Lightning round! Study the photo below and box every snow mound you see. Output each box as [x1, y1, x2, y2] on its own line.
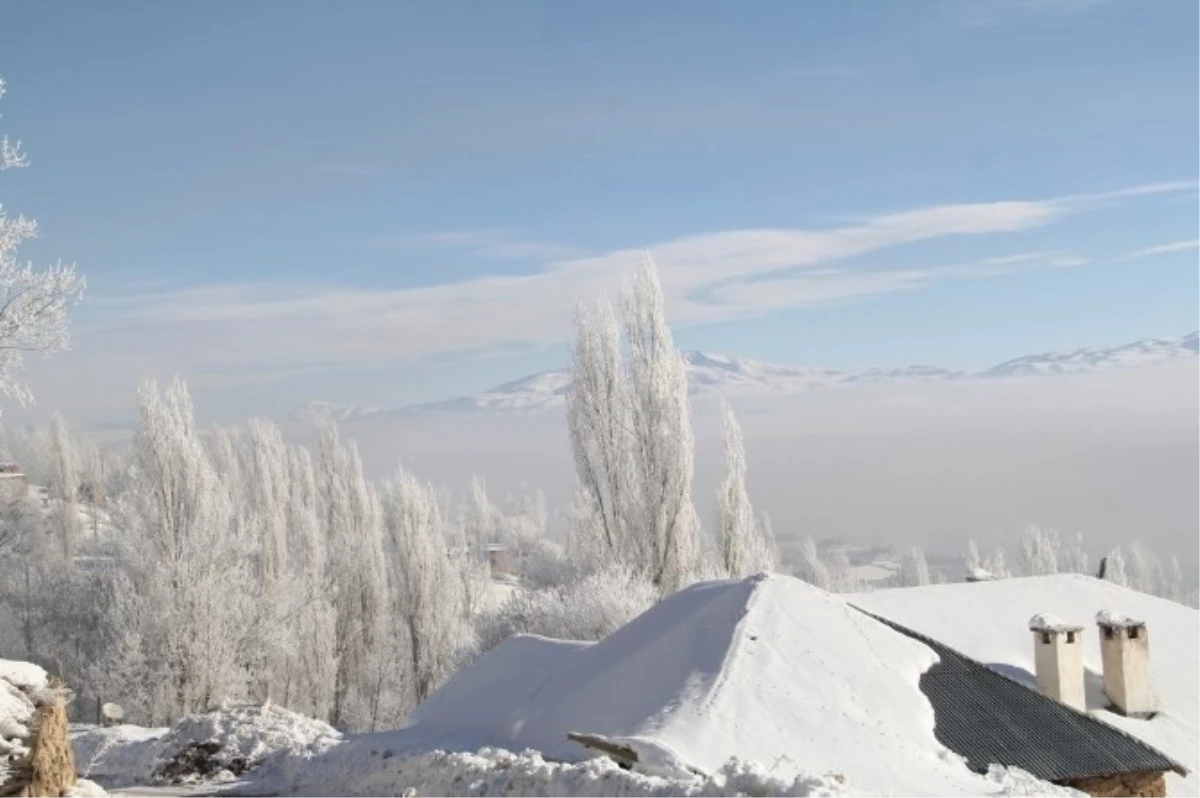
[71, 724, 168, 786]
[256, 573, 1070, 796]
[151, 704, 340, 784]
[72, 704, 341, 788]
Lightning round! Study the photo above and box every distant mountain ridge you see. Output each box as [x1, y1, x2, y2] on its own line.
[290, 331, 1199, 422]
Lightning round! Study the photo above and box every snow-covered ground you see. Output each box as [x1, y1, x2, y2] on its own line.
[853, 574, 1199, 796]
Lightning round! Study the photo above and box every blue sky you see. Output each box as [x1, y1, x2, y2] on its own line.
[1, 0, 1196, 425]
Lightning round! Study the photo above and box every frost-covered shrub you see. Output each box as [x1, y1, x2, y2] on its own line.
[477, 565, 657, 652]
[510, 535, 571, 591]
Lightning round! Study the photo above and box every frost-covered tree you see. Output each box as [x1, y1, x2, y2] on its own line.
[826, 545, 854, 593]
[282, 444, 336, 719]
[0, 78, 86, 408]
[379, 467, 471, 703]
[237, 419, 296, 703]
[622, 259, 704, 593]
[316, 421, 386, 728]
[461, 475, 498, 551]
[1016, 525, 1060, 577]
[716, 401, 776, 578]
[244, 419, 291, 586]
[965, 539, 981, 572]
[900, 546, 931, 587]
[795, 535, 831, 590]
[48, 411, 81, 559]
[566, 258, 707, 594]
[566, 297, 631, 567]
[1102, 546, 1129, 587]
[476, 563, 657, 653]
[1164, 557, 1185, 604]
[983, 546, 1011, 579]
[110, 379, 256, 723]
[1060, 532, 1089, 575]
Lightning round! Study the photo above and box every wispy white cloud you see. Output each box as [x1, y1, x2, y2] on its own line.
[87, 181, 1183, 342]
[1111, 239, 1200, 262]
[28, 179, 1189, 419]
[712, 249, 1088, 309]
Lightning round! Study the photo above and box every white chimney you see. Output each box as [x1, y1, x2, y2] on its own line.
[1096, 610, 1155, 717]
[1028, 614, 1086, 711]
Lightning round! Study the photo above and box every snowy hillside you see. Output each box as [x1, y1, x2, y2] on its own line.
[853, 574, 1199, 796]
[291, 332, 1198, 419]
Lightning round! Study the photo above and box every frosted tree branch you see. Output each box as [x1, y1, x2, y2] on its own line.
[0, 78, 85, 408]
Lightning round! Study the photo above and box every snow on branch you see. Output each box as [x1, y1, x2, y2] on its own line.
[0, 78, 85, 407]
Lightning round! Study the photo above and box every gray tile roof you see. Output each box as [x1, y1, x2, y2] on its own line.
[854, 607, 1188, 782]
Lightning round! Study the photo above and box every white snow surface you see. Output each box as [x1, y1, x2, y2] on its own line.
[1027, 614, 1079, 632]
[72, 724, 170, 786]
[67, 777, 109, 797]
[71, 705, 341, 788]
[253, 739, 1080, 796]
[253, 574, 1061, 796]
[853, 574, 1198, 795]
[1094, 609, 1141, 628]
[0, 659, 48, 691]
[2, 660, 51, 790]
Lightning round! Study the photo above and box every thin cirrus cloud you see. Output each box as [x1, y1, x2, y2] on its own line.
[711, 250, 1087, 310]
[1111, 239, 1200, 262]
[80, 180, 1193, 381]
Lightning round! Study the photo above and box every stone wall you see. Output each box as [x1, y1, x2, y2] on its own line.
[1063, 770, 1167, 798]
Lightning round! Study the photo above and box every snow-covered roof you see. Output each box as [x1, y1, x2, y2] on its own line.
[359, 574, 1169, 795]
[854, 574, 1199, 796]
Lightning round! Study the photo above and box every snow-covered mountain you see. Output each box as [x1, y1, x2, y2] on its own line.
[982, 331, 1199, 378]
[292, 332, 1198, 420]
[402, 351, 960, 415]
